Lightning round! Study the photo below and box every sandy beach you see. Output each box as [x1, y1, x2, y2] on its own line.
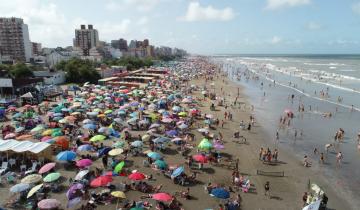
[0, 58, 352, 210]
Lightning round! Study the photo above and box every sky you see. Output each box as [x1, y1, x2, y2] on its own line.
[1, 0, 360, 54]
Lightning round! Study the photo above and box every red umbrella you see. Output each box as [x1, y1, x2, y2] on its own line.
[39, 162, 56, 174]
[192, 154, 208, 163]
[76, 159, 93, 168]
[38, 199, 61, 209]
[128, 172, 146, 181]
[152, 193, 173, 202]
[90, 176, 112, 187]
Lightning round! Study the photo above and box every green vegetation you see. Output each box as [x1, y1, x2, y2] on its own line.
[103, 57, 154, 70]
[0, 63, 34, 78]
[55, 58, 100, 84]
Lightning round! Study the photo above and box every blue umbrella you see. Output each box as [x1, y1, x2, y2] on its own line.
[131, 140, 143, 147]
[12, 113, 22, 119]
[210, 188, 230, 199]
[172, 106, 181, 112]
[53, 113, 63, 117]
[56, 151, 76, 161]
[147, 152, 162, 160]
[98, 147, 112, 157]
[129, 112, 138, 118]
[153, 137, 170, 144]
[166, 130, 178, 137]
[130, 101, 139, 107]
[83, 124, 96, 130]
[171, 166, 184, 178]
[77, 144, 93, 152]
[10, 183, 30, 193]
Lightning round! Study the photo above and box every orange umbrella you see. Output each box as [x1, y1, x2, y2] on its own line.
[16, 134, 33, 140]
[55, 136, 69, 149]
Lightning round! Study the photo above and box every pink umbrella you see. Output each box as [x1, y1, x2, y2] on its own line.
[4, 133, 16, 139]
[152, 193, 173, 202]
[39, 162, 56, 174]
[193, 154, 208, 163]
[38, 199, 61, 209]
[161, 118, 173, 123]
[41, 136, 52, 142]
[76, 159, 93, 168]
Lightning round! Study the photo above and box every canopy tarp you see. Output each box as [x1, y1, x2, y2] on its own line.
[0, 139, 51, 154]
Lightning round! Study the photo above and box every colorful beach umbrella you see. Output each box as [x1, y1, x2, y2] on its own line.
[171, 166, 184, 178]
[21, 174, 42, 184]
[39, 162, 56, 174]
[43, 172, 61, 182]
[90, 134, 106, 142]
[108, 148, 124, 156]
[210, 188, 230, 199]
[128, 172, 146, 181]
[56, 151, 76, 161]
[152, 193, 173, 202]
[38, 199, 61, 209]
[10, 183, 30, 193]
[90, 175, 113, 187]
[114, 161, 125, 174]
[147, 152, 162, 160]
[76, 159, 93, 168]
[27, 184, 43, 198]
[193, 154, 208, 163]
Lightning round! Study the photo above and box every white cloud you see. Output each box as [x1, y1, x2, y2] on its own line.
[270, 36, 282, 44]
[306, 21, 321, 30]
[106, 0, 161, 12]
[352, 2, 360, 14]
[97, 19, 132, 40]
[137, 16, 149, 25]
[266, 0, 311, 10]
[180, 2, 235, 22]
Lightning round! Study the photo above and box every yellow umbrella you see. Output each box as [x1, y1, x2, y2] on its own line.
[111, 191, 126, 198]
[42, 129, 53, 136]
[108, 148, 124, 156]
[27, 184, 43, 198]
[21, 174, 42, 184]
[111, 191, 126, 209]
[142, 134, 150, 141]
[71, 112, 81, 116]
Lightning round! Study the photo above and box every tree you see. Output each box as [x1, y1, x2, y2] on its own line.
[62, 58, 100, 84]
[10, 63, 34, 78]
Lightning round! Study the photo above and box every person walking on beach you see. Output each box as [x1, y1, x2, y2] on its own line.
[259, 148, 264, 160]
[264, 181, 270, 198]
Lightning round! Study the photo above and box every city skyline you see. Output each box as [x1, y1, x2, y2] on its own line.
[0, 0, 360, 54]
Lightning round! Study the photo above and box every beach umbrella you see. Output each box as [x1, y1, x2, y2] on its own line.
[31, 125, 44, 133]
[83, 123, 97, 130]
[10, 183, 30, 193]
[56, 151, 76, 161]
[114, 161, 125, 174]
[104, 110, 113, 114]
[154, 160, 167, 170]
[149, 123, 160, 129]
[76, 159, 93, 168]
[198, 139, 212, 150]
[172, 106, 181, 112]
[16, 134, 32, 140]
[214, 143, 225, 150]
[98, 147, 112, 156]
[130, 208, 144, 210]
[171, 137, 184, 143]
[171, 166, 184, 178]
[178, 123, 188, 130]
[113, 141, 125, 148]
[108, 148, 124, 156]
[152, 193, 173, 202]
[166, 130, 178, 137]
[178, 112, 187, 117]
[66, 183, 84, 200]
[21, 174, 42, 184]
[55, 136, 69, 149]
[43, 172, 61, 182]
[131, 140, 143, 147]
[161, 118, 173, 123]
[15, 127, 25, 133]
[38, 199, 61, 209]
[153, 136, 170, 144]
[210, 188, 230, 199]
[27, 184, 43, 198]
[141, 134, 151, 141]
[127, 117, 138, 124]
[111, 191, 126, 198]
[82, 119, 92, 124]
[90, 135, 106, 142]
[147, 152, 162, 160]
[41, 136, 52, 142]
[193, 154, 208, 163]
[39, 162, 56, 174]
[4, 133, 16, 139]
[74, 170, 89, 181]
[58, 119, 68, 124]
[90, 175, 113, 187]
[67, 197, 82, 209]
[128, 172, 145, 181]
[77, 144, 93, 152]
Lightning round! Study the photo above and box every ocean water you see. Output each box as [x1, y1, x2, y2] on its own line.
[212, 55, 360, 208]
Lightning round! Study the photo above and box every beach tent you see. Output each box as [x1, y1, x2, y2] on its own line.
[0, 140, 52, 159]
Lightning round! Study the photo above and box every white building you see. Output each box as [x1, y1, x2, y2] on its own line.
[45, 49, 78, 67]
[33, 71, 65, 85]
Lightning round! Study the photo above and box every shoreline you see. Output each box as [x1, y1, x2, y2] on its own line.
[204, 69, 353, 209]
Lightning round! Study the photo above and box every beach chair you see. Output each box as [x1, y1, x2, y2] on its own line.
[0, 162, 8, 175]
[25, 162, 38, 175]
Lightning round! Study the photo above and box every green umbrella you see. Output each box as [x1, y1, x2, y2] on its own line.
[130, 207, 144, 210]
[198, 138, 212, 150]
[43, 172, 61, 182]
[104, 110, 113, 114]
[90, 135, 106, 142]
[154, 160, 167, 169]
[51, 131, 63, 137]
[113, 141, 125, 148]
[31, 125, 44, 133]
[114, 161, 125, 173]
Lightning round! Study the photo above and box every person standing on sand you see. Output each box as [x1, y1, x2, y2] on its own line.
[264, 181, 270, 197]
[259, 148, 264, 160]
